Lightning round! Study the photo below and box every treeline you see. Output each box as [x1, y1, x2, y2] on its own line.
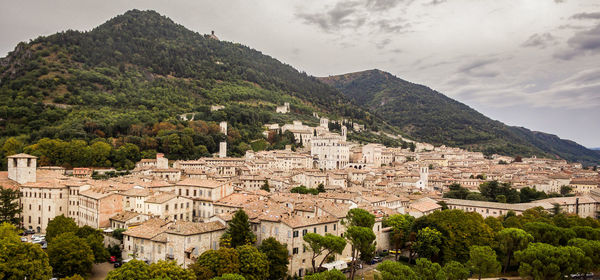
[443, 181, 573, 203]
[380, 206, 600, 279]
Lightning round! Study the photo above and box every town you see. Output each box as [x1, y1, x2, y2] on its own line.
[2, 116, 599, 278]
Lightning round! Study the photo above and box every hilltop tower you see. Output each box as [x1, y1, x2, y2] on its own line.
[419, 166, 429, 189]
[341, 126, 347, 141]
[7, 153, 37, 184]
[156, 153, 168, 169]
[219, 142, 227, 158]
[220, 121, 228, 135]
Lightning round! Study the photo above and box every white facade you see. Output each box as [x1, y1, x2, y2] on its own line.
[311, 135, 349, 170]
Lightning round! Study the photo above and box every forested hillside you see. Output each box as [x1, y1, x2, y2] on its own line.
[0, 10, 400, 170]
[320, 70, 600, 165]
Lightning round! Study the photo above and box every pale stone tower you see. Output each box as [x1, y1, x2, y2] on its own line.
[320, 117, 329, 130]
[219, 142, 227, 158]
[156, 153, 168, 169]
[341, 126, 347, 141]
[7, 153, 37, 184]
[220, 121, 227, 135]
[419, 166, 429, 189]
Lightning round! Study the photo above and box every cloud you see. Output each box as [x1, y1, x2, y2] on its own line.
[373, 19, 411, 33]
[521, 33, 556, 48]
[555, 23, 600, 60]
[376, 38, 392, 49]
[296, 1, 365, 32]
[365, 0, 409, 11]
[427, 0, 448, 5]
[457, 58, 500, 78]
[570, 12, 600, 20]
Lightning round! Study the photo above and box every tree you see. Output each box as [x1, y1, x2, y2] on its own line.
[304, 269, 346, 280]
[236, 245, 269, 280]
[522, 222, 575, 246]
[0, 222, 53, 280]
[317, 183, 326, 193]
[106, 259, 150, 280]
[212, 274, 247, 280]
[225, 210, 256, 248]
[0, 187, 21, 225]
[303, 233, 347, 272]
[63, 275, 85, 280]
[560, 185, 572, 196]
[414, 227, 442, 260]
[567, 238, 600, 276]
[76, 226, 110, 263]
[148, 260, 195, 280]
[190, 248, 240, 280]
[515, 243, 586, 280]
[413, 258, 446, 280]
[261, 180, 270, 192]
[442, 261, 469, 280]
[496, 228, 533, 273]
[345, 208, 375, 228]
[413, 210, 495, 263]
[45, 214, 78, 243]
[377, 261, 418, 280]
[258, 237, 289, 280]
[346, 226, 376, 280]
[386, 214, 414, 261]
[466, 246, 501, 280]
[47, 232, 95, 278]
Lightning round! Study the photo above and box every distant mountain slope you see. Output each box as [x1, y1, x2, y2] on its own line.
[0, 10, 400, 168]
[320, 69, 600, 165]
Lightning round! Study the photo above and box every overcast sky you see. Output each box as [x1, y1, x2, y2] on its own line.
[1, 0, 599, 148]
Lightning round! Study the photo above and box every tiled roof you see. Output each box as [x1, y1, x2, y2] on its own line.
[165, 221, 226, 235]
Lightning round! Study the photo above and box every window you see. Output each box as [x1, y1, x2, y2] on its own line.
[186, 189, 189, 196]
[293, 248, 299, 254]
[166, 205, 169, 211]
[302, 229, 307, 236]
[293, 231, 299, 237]
[325, 225, 328, 233]
[313, 227, 317, 233]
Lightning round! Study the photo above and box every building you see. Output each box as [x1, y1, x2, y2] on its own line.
[311, 134, 349, 170]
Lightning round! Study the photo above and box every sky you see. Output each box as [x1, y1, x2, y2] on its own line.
[1, 0, 599, 148]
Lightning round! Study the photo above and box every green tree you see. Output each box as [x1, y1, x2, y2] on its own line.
[63, 274, 85, 280]
[346, 226, 376, 280]
[0, 187, 22, 225]
[236, 245, 269, 280]
[148, 260, 195, 280]
[47, 232, 95, 278]
[258, 237, 289, 280]
[212, 274, 247, 280]
[413, 258, 446, 280]
[1, 138, 23, 156]
[304, 269, 346, 280]
[345, 208, 375, 228]
[522, 222, 575, 246]
[0, 222, 53, 280]
[190, 248, 240, 280]
[466, 246, 501, 280]
[386, 214, 414, 261]
[106, 259, 150, 280]
[413, 210, 495, 263]
[45, 214, 78, 243]
[567, 238, 600, 276]
[515, 243, 586, 280]
[260, 180, 270, 192]
[317, 183, 326, 193]
[225, 210, 256, 248]
[414, 227, 442, 260]
[442, 261, 469, 280]
[76, 226, 110, 263]
[377, 260, 418, 280]
[560, 185, 572, 196]
[496, 228, 533, 273]
[303, 233, 347, 272]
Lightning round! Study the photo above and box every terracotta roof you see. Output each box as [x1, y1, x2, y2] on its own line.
[177, 178, 226, 188]
[146, 192, 177, 204]
[124, 218, 171, 239]
[110, 211, 142, 222]
[165, 221, 226, 235]
[7, 153, 37, 158]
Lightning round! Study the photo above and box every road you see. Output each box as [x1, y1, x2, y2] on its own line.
[90, 262, 114, 280]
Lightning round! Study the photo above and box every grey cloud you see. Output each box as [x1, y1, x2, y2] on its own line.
[296, 1, 365, 32]
[555, 23, 600, 60]
[570, 12, 600, 20]
[373, 19, 411, 33]
[428, 0, 448, 5]
[365, 0, 409, 11]
[458, 58, 500, 78]
[522, 33, 556, 48]
[376, 38, 392, 49]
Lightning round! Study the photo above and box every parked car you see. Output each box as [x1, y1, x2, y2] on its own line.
[389, 249, 401, 255]
[114, 261, 122, 268]
[109, 256, 117, 263]
[20, 236, 28, 242]
[40, 241, 47, 249]
[24, 229, 35, 235]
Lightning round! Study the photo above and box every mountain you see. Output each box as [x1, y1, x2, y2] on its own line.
[319, 69, 600, 165]
[0, 10, 401, 169]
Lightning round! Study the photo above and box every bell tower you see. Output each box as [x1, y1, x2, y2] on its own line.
[7, 153, 37, 184]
